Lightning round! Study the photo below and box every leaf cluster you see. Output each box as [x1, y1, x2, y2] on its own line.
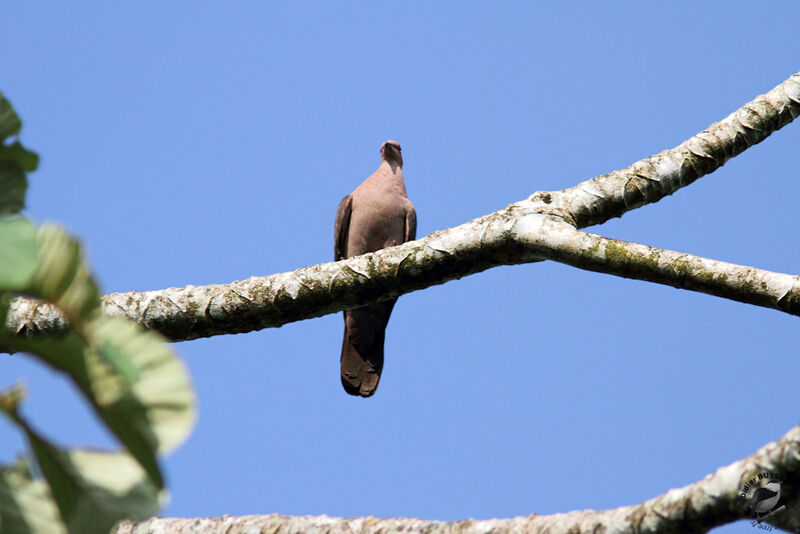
[0, 94, 196, 534]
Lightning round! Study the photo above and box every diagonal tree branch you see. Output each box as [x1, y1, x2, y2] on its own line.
[113, 423, 800, 534]
[552, 72, 800, 228]
[4, 72, 800, 347]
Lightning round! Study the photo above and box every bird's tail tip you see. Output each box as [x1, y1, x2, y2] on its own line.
[340, 374, 379, 398]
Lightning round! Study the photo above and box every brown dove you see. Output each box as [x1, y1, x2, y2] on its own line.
[334, 140, 416, 397]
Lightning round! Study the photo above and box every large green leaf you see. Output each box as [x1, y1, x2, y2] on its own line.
[11, 317, 196, 490]
[0, 386, 161, 534]
[9, 333, 161, 490]
[4, 224, 195, 489]
[87, 316, 195, 455]
[0, 217, 38, 289]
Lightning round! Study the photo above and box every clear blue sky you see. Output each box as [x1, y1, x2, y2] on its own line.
[2, 3, 799, 533]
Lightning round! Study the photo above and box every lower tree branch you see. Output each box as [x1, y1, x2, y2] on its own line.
[112, 424, 800, 533]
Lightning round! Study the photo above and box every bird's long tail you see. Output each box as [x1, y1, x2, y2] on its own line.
[340, 300, 395, 397]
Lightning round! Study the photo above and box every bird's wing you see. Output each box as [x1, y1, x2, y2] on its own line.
[405, 204, 417, 242]
[334, 194, 353, 261]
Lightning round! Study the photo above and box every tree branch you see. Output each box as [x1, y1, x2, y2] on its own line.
[529, 224, 800, 315]
[554, 72, 800, 228]
[112, 424, 800, 533]
[6, 214, 800, 346]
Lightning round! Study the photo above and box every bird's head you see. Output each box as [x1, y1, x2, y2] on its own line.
[380, 140, 403, 167]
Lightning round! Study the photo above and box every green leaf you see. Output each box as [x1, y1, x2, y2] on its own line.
[0, 93, 22, 142]
[11, 332, 161, 489]
[0, 291, 11, 327]
[0, 217, 38, 289]
[5, 224, 195, 489]
[89, 316, 196, 455]
[0, 141, 40, 172]
[29, 224, 101, 324]
[0, 399, 161, 534]
[63, 449, 162, 532]
[2, 223, 194, 500]
[0, 459, 66, 534]
[11, 316, 196, 489]
[0, 161, 28, 217]
[0, 94, 37, 217]
[0, 386, 65, 534]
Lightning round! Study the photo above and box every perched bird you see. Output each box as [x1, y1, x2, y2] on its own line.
[334, 140, 416, 397]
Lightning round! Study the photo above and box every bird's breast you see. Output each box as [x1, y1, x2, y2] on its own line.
[347, 191, 409, 256]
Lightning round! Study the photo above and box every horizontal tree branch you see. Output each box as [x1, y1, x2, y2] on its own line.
[6, 204, 546, 343]
[5, 213, 799, 346]
[113, 423, 800, 533]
